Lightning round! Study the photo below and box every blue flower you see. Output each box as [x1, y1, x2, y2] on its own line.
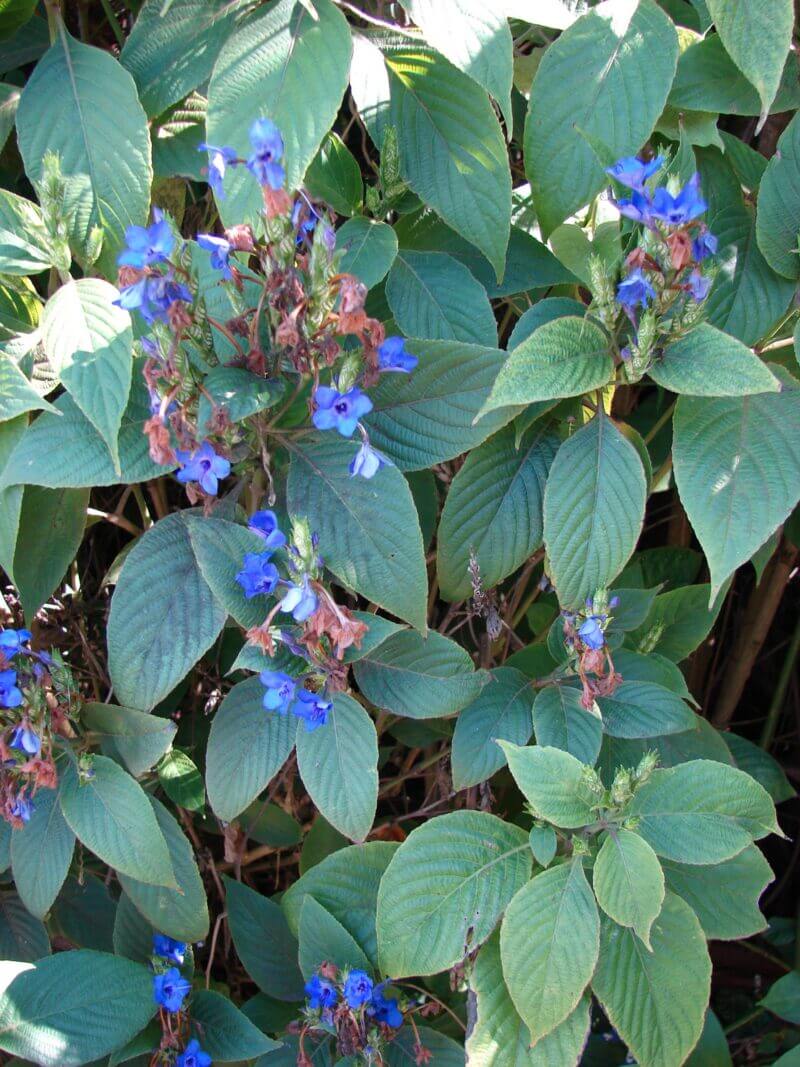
[153, 935, 186, 965]
[292, 198, 319, 242]
[606, 155, 664, 190]
[236, 553, 280, 598]
[118, 208, 174, 268]
[344, 970, 373, 1008]
[617, 268, 656, 310]
[650, 174, 707, 225]
[9, 795, 33, 823]
[177, 1039, 212, 1067]
[368, 985, 403, 1028]
[378, 336, 418, 374]
[305, 973, 338, 1010]
[260, 670, 298, 714]
[248, 510, 286, 551]
[349, 441, 389, 480]
[198, 142, 238, 200]
[687, 269, 712, 302]
[115, 275, 193, 326]
[0, 669, 22, 709]
[0, 629, 32, 658]
[9, 725, 40, 756]
[312, 386, 373, 437]
[153, 968, 192, 1013]
[292, 689, 332, 732]
[692, 230, 717, 261]
[616, 190, 655, 225]
[279, 575, 318, 622]
[175, 441, 231, 496]
[197, 234, 233, 280]
[578, 616, 605, 651]
[247, 118, 285, 190]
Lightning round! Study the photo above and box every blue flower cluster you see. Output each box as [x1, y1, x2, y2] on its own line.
[199, 117, 285, 201]
[175, 441, 231, 497]
[304, 968, 403, 1028]
[152, 935, 192, 1013]
[261, 670, 332, 732]
[114, 208, 192, 325]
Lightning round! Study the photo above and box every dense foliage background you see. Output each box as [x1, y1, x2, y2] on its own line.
[0, 0, 799, 1064]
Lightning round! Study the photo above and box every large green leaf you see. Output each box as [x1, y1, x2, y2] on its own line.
[306, 132, 363, 217]
[51, 876, 116, 954]
[60, 756, 175, 887]
[0, 416, 24, 580]
[0, 190, 51, 275]
[296, 692, 378, 843]
[10, 783, 74, 920]
[191, 990, 279, 1061]
[207, 0, 352, 224]
[225, 877, 304, 1001]
[12, 486, 88, 620]
[42, 279, 133, 471]
[353, 629, 485, 719]
[673, 372, 800, 599]
[16, 29, 151, 275]
[532, 685, 602, 766]
[649, 323, 779, 397]
[206, 676, 297, 822]
[0, 354, 56, 422]
[626, 584, 720, 662]
[724, 731, 796, 804]
[298, 896, 372, 979]
[364, 339, 514, 471]
[437, 422, 558, 601]
[500, 743, 594, 828]
[595, 681, 695, 739]
[336, 217, 397, 289]
[500, 861, 599, 1045]
[628, 759, 779, 864]
[81, 702, 176, 778]
[451, 667, 533, 791]
[760, 970, 800, 1023]
[386, 250, 496, 346]
[0, 892, 49, 963]
[377, 811, 531, 977]
[543, 415, 646, 610]
[0, 950, 155, 1067]
[525, 0, 678, 236]
[593, 829, 665, 948]
[757, 111, 800, 280]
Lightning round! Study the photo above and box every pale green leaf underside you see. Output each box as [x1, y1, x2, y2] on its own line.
[593, 829, 665, 947]
[650, 323, 779, 397]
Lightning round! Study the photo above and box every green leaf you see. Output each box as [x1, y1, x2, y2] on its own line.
[686, 1010, 733, 1067]
[10, 783, 74, 920]
[336, 218, 398, 290]
[196, 366, 285, 434]
[451, 667, 533, 791]
[16, 30, 152, 275]
[0, 892, 49, 963]
[190, 989, 280, 1061]
[0, 0, 37, 41]
[298, 896, 372, 979]
[543, 415, 647, 610]
[225, 876, 305, 1001]
[662, 844, 773, 940]
[354, 629, 485, 720]
[42, 279, 133, 471]
[0, 355, 56, 422]
[437, 422, 558, 601]
[594, 829, 665, 948]
[723, 732, 796, 804]
[479, 317, 612, 417]
[157, 750, 205, 812]
[591, 894, 711, 1067]
[532, 685, 602, 765]
[595, 681, 695, 739]
[760, 970, 800, 1023]
[386, 250, 496, 347]
[299, 816, 348, 875]
[107, 512, 226, 710]
[207, 0, 352, 225]
[705, 0, 793, 124]
[51, 876, 116, 953]
[500, 743, 594, 828]
[507, 298, 587, 351]
[342, 612, 407, 664]
[386, 1026, 465, 1067]
[118, 796, 209, 943]
[757, 112, 800, 280]
[121, 0, 240, 118]
[673, 374, 800, 599]
[628, 759, 780, 864]
[0, 190, 51, 274]
[525, 0, 678, 237]
[60, 755, 176, 887]
[377, 811, 531, 977]
[296, 692, 378, 843]
[206, 676, 297, 822]
[189, 515, 270, 629]
[626, 584, 720, 662]
[364, 339, 515, 471]
[81, 702, 176, 778]
[305, 132, 363, 216]
[0, 950, 156, 1067]
[650, 323, 780, 397]
[0, 415, 24, 580]
[500, 861, 599, 1045]
[528, 826, 557, 869]
[283, 842, 398, 968]
[12, 486, 88, 620]
[384, 47, 511, 278]
[286, 434, 427, 629]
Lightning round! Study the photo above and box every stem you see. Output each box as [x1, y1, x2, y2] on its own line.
[643, 399, 675, 445]
[759, 608, 800, 749]
[98, 0, 126, 46]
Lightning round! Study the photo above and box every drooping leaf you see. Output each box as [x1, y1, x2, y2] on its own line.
[760, 970, 800, 1023]
[10, 783, 74, 920]
[305, 132, 363, 216]
[0, 190, 52, 275]
[189, 989, 281, 1060]
[298, 896, 372, 979]
[225, 877, 305, 1002]
[723, 732, 796, 804]
[451, 667, 534, 791]
[12, 486, 88, 620]
[81, 702, 177, 778]
[593, 829, 665, 948]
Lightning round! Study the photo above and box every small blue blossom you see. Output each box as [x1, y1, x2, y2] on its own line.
[236, 553, 280, 598]
[0, 629, 32, 658]
[118, 209, 174, 268]
[344, 970, 373, 1009]
[177, 1039, 212, 1067]
[349, 441, 389, 480]
[650, 173, 707, 225]
[377, 336, 418, 374]
[115, 275, 193, 326]
[259, 670, 298, 714]
[578, 616, 605, 651]
[153, 968, 192, 1013]
[198, 142, 238, 200]
[616, 190, 654, 226]
[0, 669, 22, 709]
[368, 985, 403, 1028]
[606, 155, 664, 190]
[247, 118, 285, 190]
[292, 198, 319, 242]
[279, 575, 318, 622]
[292, 689, 332, 732]
[617, 269, 656, 310]
[10, 795, 33, 823]
[197, 234, 233, 280]
[692, 230, 717, 261]
[688, 269, 712, 302]
[9, 725, 40, 756]
[153, 935, 186, 965]
[248, 510, 286, 551]
[312, 386, 373, 437]
[175, 441, 231, 496]
[305, 973, 338, 1010]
